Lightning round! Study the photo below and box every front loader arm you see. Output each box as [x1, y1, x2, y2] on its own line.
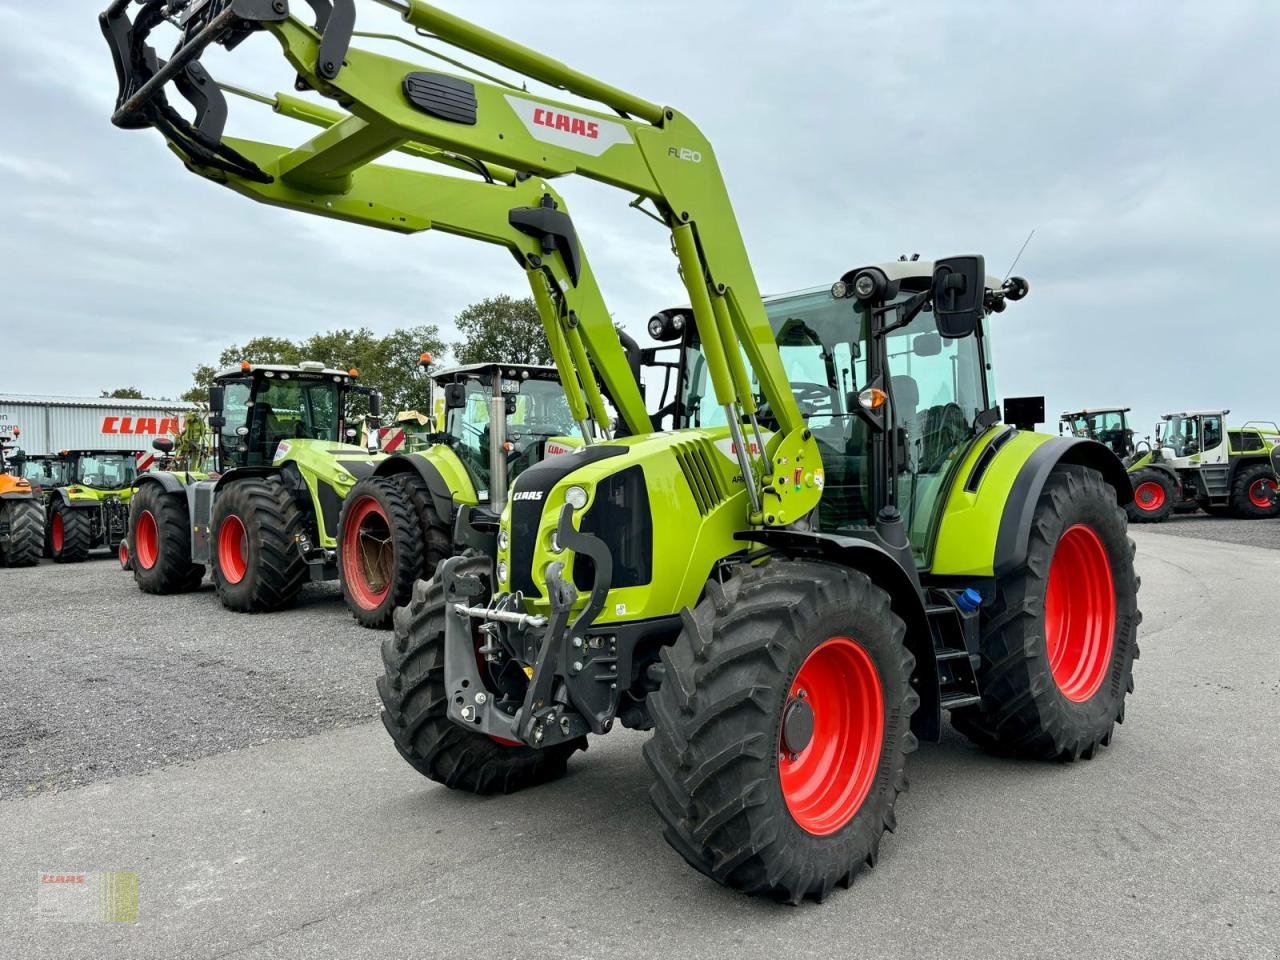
[102, 0, 822, 525]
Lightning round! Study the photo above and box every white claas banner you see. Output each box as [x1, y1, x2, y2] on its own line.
[0, 394, 200, 456]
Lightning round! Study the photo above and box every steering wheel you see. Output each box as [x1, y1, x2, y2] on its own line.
[791, 381, 835, 417]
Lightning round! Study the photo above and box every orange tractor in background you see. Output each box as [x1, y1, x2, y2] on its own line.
[0, 428, 46, 568]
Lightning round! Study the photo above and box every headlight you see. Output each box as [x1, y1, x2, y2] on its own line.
[497, 560, 508, 582]
[498, 528, 509, 551]
[564, 485, 588, 510]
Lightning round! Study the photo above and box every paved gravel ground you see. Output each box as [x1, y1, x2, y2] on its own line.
[1138, 512, 1280, 551]
[3, 530, 1279, 958]
[1, 558, 381, 800]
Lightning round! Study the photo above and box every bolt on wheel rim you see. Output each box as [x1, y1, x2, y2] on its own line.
[342, 496, 392, 609]
[1044, 523, 1116, 702]
[217, 514, 248, 585]
[135, 510, 158, 569]
[1133, 480, 1165, 511]
[779, 636, 884, 836]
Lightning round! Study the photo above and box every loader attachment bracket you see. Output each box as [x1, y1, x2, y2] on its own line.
[99, 0, 356, 181]
[509, 197, 582, 287]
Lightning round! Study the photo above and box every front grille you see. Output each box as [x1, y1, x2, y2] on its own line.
[673, 440, 725, 515]
[573, 465, 652, 591]
[509, 495, 543, 597]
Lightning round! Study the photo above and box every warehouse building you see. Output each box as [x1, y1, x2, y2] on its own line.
[0, 394, 200, 457]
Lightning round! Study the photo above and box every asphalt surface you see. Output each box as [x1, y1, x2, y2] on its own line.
[1138, 512, 1280, 551]
[3, 528, 1279, 959]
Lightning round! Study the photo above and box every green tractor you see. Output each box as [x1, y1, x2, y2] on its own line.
[1061, 407, 1279, 521]
[125, 361, 396, 615]
[104, 0, 1141, 902]
[339, 361, 582, 627]
[0, 429, 45, 568]
[37, 449, 143, 563]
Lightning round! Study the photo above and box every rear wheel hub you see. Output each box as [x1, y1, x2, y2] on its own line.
[781, 695, 815, 756]
[1044, 523, 1116, 702]
[1133, 480, 1165, 511]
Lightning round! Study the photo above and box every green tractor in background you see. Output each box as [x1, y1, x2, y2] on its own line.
[340, 360, 581, 627]
[1061, 407, 1279, 521]
[39, 449, 142, 563]
[0, 429, 45, 568]
[125, 361, 397, 616]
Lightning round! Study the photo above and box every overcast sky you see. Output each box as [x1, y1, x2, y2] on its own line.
[2, 1, 1277, 438]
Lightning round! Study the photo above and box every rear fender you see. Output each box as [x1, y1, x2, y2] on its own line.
[931, 432, 1130, 578]
[742, 529, 940, 742]
[373, 446, 477, 523]
[134, 472, 188, 495]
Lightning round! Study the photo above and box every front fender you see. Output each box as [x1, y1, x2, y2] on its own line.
[739, 529, 939, 742]
[135, 472, 191, 495]
[373, 446, 478, 523]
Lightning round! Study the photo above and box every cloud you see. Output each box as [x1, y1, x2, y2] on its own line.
[1, 0, 1277, 436]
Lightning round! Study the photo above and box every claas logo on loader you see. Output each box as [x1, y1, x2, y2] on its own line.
[532, 107, 599, 140]
[101, 416, 182, 435]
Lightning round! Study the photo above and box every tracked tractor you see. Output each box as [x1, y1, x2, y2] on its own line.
[339, 360, 583, 627]
[125, 361, 391, 614]
[0, 429, 45, 568]
[102, 0, 1142, 902]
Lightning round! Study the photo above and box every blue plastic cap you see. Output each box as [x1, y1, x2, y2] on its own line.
[957, 587, 983, 613]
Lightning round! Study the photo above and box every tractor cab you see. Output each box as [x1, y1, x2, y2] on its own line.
[433, 363, 578, 507]
[60, 450, 141, 491]
[668, 257, 1029, 559]
[1158, 410, 1228, 467]
[14, 453, 72, 495]
[1060, 407, 1136, 462]
[208, 362, 379, 471]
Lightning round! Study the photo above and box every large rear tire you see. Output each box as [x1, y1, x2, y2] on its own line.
[129, 483, 204, 593]
[337, 476, 425, 629]
[49, 501, 92, 563]
[0, 499, 45, 567]
[952, 465, 1140, 760]
[210, 477, 306, 613]
[1125, 468, 1175, 523]
[644, 560, 918, 903]
[377, 559, 584, 794]
[1231, 462, 1280, 519]
[394, 472, 452, 579]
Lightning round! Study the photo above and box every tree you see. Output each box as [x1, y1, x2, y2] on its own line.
[101, 387, 144, 399]
[452, 295, 552, 367]
[182, 325, 446, 414]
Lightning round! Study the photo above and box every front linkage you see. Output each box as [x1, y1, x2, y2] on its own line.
[437, 506, 660, 749]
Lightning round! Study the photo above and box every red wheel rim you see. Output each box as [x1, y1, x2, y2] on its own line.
[341, 496, 392, 610]
[1044, 524, 1116, 702]
[51, 512, 64, 553]
[1133, 480, 1165, 512]
[779, 637, 884, 836]
[1249, 478, 1276, 509]
[118, 541, 130, 570]
[217, 514, 249, 585]
[135, 509, 158, 570]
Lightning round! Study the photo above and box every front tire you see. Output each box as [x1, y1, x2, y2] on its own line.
[337, 476, 425, 629]
[1231, 462, 1279, 519]
[377, 560, 584, 794]
[129, 483, 204, 593]
[644, 561, 918, 903]
[1126, 468, 1175, 523]
[0, 499, 45, 567]
[49, 501, 92, 563]
[952, 465, 1141, 760]
[210, 477, 306, 613]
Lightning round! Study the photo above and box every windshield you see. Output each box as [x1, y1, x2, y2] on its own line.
[75, 454, 137, 489]
[220, 375, 345, 468]
[20, 458, 70, 486]
[1163, 414, 1222, 457]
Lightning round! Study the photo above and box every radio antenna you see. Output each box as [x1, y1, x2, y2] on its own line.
[1003, 229, 1036, 281]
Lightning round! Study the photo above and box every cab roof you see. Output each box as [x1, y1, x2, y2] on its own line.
[432, 363, 560, 383]
[214, 362, 356, 380]
[1061, 407, 1130, 417]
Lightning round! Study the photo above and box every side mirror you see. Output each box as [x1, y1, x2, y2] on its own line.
[368, 392, 382, 418]
[912, 333, 942, 357]
[208, 385, 225, 413]
[444, 383, 467, 410]
[152, 437, 174, 454]
[932, 255, 986, 338]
